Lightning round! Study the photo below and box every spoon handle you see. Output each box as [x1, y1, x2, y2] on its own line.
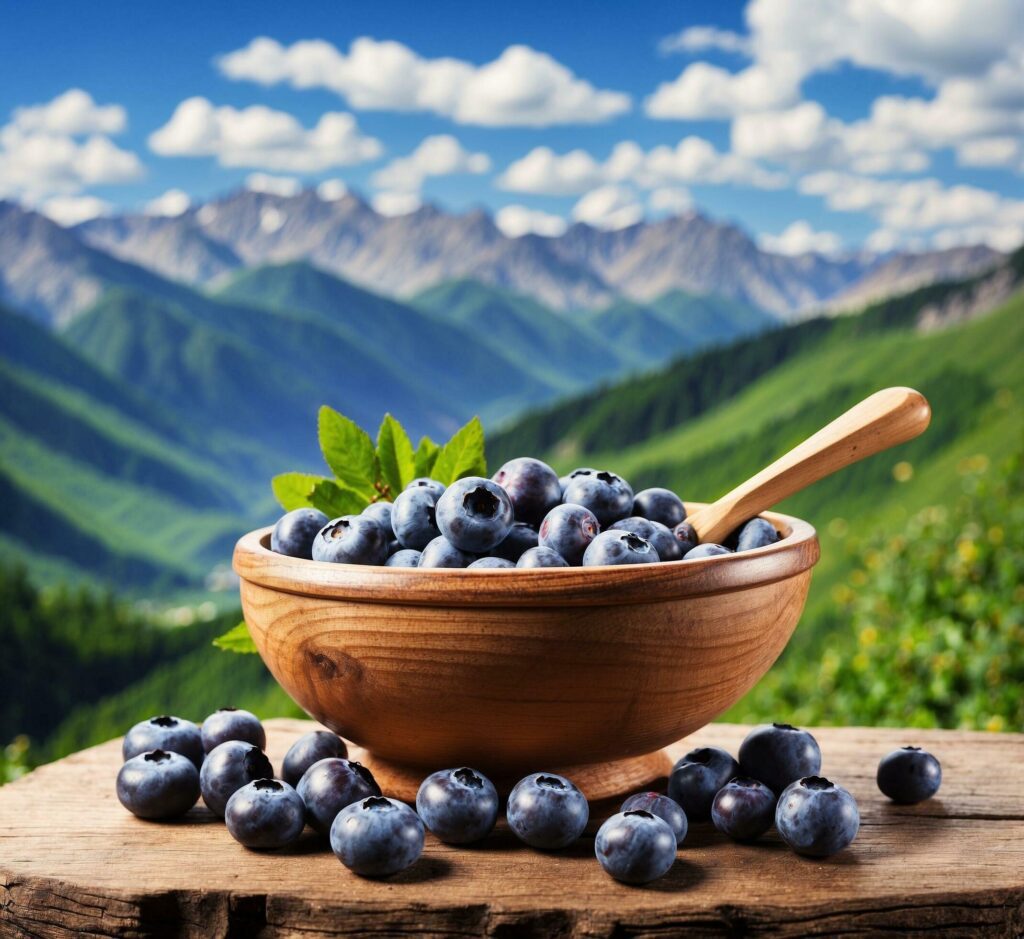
[688, 386, 931, 544]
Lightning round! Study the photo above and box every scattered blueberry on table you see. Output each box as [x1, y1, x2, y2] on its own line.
[331, 796, 425, 878]
[123, 715, 203, 769]
[775, 776, 860, 858]
[711, 777, 776, 841]
[669, 746, 740, 820]
[199, 740, 274, 817]
[117, 749, 200, 819]
[877, 746, 942, 804]
[621, 791, 688, 846]
[201, 707, 266, 753]
[507, 772, 590, 850]
[416, 766, 499, 844]
[296, 757, 381, 835]
[739, 723, 822, 796]
[281, 730, 347, 788]
[225, 778, 306, 849]
[595, 810, 677, 884]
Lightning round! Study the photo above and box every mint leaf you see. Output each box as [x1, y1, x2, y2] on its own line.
[414, 436, 440, 478]
[213, 622, 258, 654]
[319, 406, 377, 499]
[310, 479, 366, 518]
[376, 414, 415, 497]
[431, 417, 486, 485]
[272, 472, 331, 511]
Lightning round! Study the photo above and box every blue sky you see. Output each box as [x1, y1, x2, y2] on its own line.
[1, 0, 1022, 253]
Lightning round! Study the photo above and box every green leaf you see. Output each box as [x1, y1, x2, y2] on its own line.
[213, 622, 258, 654]
[318, 406, 377, 498]
[431, 417, 486, 485]
[413, 436, 440, 479]
[271, 472, 331, 511]
[376, 413, 416, 497]
[310, 479, 366, 518]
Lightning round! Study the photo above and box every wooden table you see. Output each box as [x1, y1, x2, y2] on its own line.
[2, 719, 1022, 937]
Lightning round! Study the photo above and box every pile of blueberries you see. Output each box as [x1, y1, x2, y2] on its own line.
[270, 458, 781, 568]
[117, 711, 942, 884]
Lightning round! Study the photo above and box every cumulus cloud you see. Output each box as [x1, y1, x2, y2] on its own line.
[218, 37, 630, 127]
[372, 191, 422, 216]
[494, 205, 568, 238]
[149, 97, 382, 172]
[245, 172, 303, 196]
[659, 26, 752, 56]
[144, 188, 191, 217]
[371, 135, 490, 193]
[12, 89, 126, 135]
[800, 171, 1024, 250]
[759, 220, 843, 256]
[571, 185, 644, 231]
[646, 62, 800, 120]
[39, 194, 113, 226]
[956, 136, 1024, 173]
[499, 137, 784, 197]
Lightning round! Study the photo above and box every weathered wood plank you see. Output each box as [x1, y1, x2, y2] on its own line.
[2, 720, 1021, 938]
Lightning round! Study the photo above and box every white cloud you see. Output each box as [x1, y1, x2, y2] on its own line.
[499, 137, 784, 196]
[39, 194, 112, 226]
[12, 89, 126, 135]
[800, 171, 1024, 250]
[759, 220, 843, 256]
[659, 26, 752, 56]
[246, 172, 302, 196]
[646, 62, 799, 120]
[371, 135, 490, 193]
[218, 37, 630, 127]
[316, 178, 349, 200]
[571, 185, 644, 230]
[494, 205, 568, 238]
[144, 188, 190, 217]
[372, 191, 422, 216]
[647, 186, 693, 216]
[956, 136, 1024, 172]
[149, 97, 382, 172]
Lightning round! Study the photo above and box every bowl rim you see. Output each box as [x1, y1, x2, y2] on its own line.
[233, 504, 819, 607]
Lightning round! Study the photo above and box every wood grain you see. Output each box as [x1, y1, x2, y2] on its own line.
[234, 511, 817, 786]
[2, 720, 1021, 938]
[689, 386, 932, 544]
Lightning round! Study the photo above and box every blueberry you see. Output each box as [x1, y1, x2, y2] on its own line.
[492, 457, 562, 526]
[621, 791, 688, 846]
[562, 470, 633, 527]
[632, 488, 686, 528]
[331, 796, 425, 878]
[385, 548, 422, 567]
[201, 707, 266, 753]
[271, 508, 330, 559]
[468, 556, 516, 569]
[734, 517, 780, 552]
[282, 731, 347, 787]
[406, 477, 446, 501]
[491, 522, 539, 562]
[877, 746, 942, 804]
[506, 772, 589, 850]
[123, 715, 203, 769]
[595, 810, 677, 884]
[775, 776, 859, 857]
[199, 741, 274, 817]
[117, 750, 200, 819]
[739, 723, 822, 796]
[225, 778, 306, 849]
[436, 477, 514, 553]
[538, 503, 599, 566]
[416, 766, 499, 844]
[391, 487, 441, 550]
[558, 467, 597, 496]
[517, 546, 570, 568]
[418, 535, 475, 568]
[673, 521, 699, 554]
[297, 758, 381, 835]
[610, 517, 682, 561]
[711, 777, 776, 841]
[362, 501, 393, 532]
[668, 746, 740, 820]
[312, 515, 388, 565]
[684, 543, 732, 560]
[582, 530, 659, 567]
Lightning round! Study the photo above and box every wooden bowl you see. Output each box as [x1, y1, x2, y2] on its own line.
[233, 506, 818, 803]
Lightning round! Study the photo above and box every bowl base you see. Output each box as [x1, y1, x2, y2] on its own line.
[362, 748, 674, 813]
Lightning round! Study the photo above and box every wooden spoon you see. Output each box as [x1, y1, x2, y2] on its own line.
[687, 386, 932, 545]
